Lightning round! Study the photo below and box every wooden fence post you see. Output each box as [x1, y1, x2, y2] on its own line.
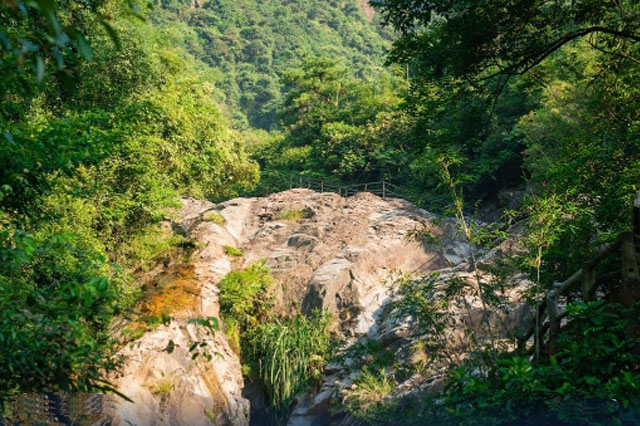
[633, 190, 640, 236]
[622, 232, 639, 281]
[320, 181, 324, 193]
[581, 262, 596, 301]
[546, 286, 560, 354]
[618, 232, 640, 307]
[289, 175, 293, 189]
[382, 181, 386, 199]
[299, 176, 302, 187]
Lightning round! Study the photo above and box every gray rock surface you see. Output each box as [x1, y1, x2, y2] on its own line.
[109, 189, 530, 425]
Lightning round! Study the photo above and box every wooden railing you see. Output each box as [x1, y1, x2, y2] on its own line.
[519, 193, 640, 355]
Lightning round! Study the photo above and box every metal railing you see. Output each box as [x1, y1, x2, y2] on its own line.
[261, 174, 450, 210]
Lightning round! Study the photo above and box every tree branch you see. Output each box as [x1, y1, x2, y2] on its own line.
[482, 26, 640, 81]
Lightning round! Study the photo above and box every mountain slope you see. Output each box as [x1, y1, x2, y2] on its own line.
[148, 0, 392, 129]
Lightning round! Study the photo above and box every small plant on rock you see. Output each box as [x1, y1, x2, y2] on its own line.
[344, 367, 396, 421]
[218, 260, 273, 348]
[204, 211, 225, 225]
[223, 245, 243, 257]
[280, 208, 304, 222]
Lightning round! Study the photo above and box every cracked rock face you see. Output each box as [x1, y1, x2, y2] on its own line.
[109, 189, 529, 425]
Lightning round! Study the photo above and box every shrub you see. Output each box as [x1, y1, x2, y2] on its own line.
[218, 260, 273, 330]
[0, 232, 120, 396]
[149, 378, 173, 396]
[441, 300, 640, 426]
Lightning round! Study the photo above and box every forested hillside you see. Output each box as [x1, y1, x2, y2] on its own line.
[2, 0, 640, 425]
[0, 0, 259, 395]
[149, 0, 392, 128]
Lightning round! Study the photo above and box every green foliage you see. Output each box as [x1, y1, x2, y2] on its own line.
[149, 0, 391, 129]
[359, 301, 640, 426]
[0, 231, 119, 396]
[149, 378, 174, 396]
[442, 302, 640, 425]
[519, 46, 640, 279]
[243, 311, 332, 417]
[391, 274, 452, 340]
[223, 245, 243, 257]
[375, 0, 640, 83]
[0, 0, 259, 398]
[252, 56, 409, 192]
[204, 211, 226, 225]
[405, 223, 440, 246]
[335, 338, 396, 371]
[219, 260, 273, 331]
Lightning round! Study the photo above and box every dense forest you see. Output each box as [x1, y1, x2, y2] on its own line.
[2, 0, 640, 424]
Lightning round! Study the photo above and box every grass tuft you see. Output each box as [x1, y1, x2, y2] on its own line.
[204, 211, 225, 225]
[344, 367, 396, 420]
[280, 208, 304, 222]
[149, 378, 174, 396]
[223, 245, 243, 257]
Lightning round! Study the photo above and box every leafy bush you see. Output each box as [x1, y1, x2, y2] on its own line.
[0, 0, 259, 398]
[0, 232, 120, 396]
[243, 311, 332, 417]
[346, 300, 640, 426]
[219, 261, 274, 331]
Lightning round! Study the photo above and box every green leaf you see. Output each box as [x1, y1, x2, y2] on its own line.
[75, 34, 93, 61]
[166, 340, 175, 354]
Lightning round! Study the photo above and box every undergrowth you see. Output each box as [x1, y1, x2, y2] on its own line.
[343, 367, 396, 421]
[346, 300, 640, 426]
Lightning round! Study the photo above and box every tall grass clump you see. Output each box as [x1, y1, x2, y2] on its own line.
[244, 311, 332, 419]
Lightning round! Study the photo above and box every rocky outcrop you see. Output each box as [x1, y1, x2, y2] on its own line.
[109, 189, 530, 425]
